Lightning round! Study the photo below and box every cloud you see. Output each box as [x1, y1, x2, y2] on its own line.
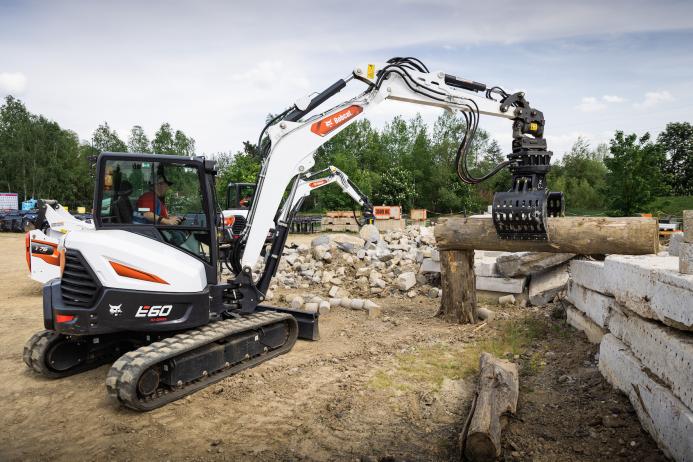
[634, 90, 673, 108]
[0, 72, 27, 95]
[602, 95, 625, 103]
[576, 97, 606, 112]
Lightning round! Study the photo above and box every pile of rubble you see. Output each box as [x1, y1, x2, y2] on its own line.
[265, 224, 440, 316]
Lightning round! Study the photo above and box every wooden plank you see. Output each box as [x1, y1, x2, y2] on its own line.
[435, 216, 658, 255]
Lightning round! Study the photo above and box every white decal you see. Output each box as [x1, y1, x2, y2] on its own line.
[135, 304, 173, 318]
[109, 304, 123, 316]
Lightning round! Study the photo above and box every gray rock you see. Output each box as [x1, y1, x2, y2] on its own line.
[359, 224, 381, 243]
[336, 241, 356, 253]
[496, 252, 575, 277]
[419, 258, 441, 273]
[311, 235, 331, 247]
[290, 296, 304, 309]
[311, 244, 330, 261]
[397, 271, 417, 291]
[318, 300, 331, 315]
[528, 263, 570, 305]
[669, 232, 684, 256]
[303, 302, 319, 313]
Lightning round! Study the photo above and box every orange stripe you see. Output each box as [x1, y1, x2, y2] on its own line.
[109, 261, 169, 285]
[30, 238, 60, 266]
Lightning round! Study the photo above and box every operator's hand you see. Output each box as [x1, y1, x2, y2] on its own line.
[162, 216, 184, 225]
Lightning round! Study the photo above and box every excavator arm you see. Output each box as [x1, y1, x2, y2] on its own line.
[230, 57, 563, 307]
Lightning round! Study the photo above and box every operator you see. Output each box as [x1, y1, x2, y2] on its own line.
[137, 172, 183, 225]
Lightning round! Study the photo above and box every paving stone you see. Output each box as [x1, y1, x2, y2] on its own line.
[529, 263, 569, 305]
[608, 305, 693, 411]
[565, 281, 613, 328]
[476, 276, 526, 294]
[569, 259, 611, 295]
[605, 254, 693, 330]
[599, 334, 693, 462]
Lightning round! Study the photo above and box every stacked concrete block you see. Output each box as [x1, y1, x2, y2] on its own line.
[681, 210, 693, 275]
[528, 263, 569, 305]
[566, 253, 693, 461]
[605, 254, 693, 330]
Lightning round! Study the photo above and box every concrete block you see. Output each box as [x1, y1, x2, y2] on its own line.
[496, 252, 575, 277]
[680, 242, 693, 275]
[419, 258, 441, 274]
[569, 259, 611, 295]
[397, 271, 417, 291]
[474, 257, 500, 277]
[476, 276, 526, 294]
[566, 281, 613, 328]
[684, 210, 693, 243]
[605, 254, 693, 331]
[566, 305, 605, 344]
[528, 263, 569, 305]
[608, 306, 693, 411]
[599, 334, 693, 462]
[669, 232, 684, 257]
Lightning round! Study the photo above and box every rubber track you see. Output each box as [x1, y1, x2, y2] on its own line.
[106, 311, 297, 411]
[23, 330, 113, 379]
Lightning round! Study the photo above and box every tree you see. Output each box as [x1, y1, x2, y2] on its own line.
[657, 122, 693, 195]
[604, 132, 670, 216]
[152, 123, 175, 154]
[373, 165, 416, 211]
[127, 125, 150, 153]
[91, 122, 126, 153]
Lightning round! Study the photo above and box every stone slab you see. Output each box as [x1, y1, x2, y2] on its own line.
[476, 275, 526, 294]
[566, 305, 605, 344]
[599, 334, 693, 462]
[608, 306, 693, 411]
[680, 242, 693, 275]
[605, 254, 693, 331]
[569, 259, 611, 295]
[496, 252, 575, 277]
[669, 232, 684, 257]
[529, 263, 569, 305]
[474, 256, 500, 277]
[419, 258, 441, 273]
[685, 210, 693, 243]
[566, 281, 613, 328]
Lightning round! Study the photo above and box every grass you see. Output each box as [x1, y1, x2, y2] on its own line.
[644, 195, 693, 218]
[368, 315, 561, 392]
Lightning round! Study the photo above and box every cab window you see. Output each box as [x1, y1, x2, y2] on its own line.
[99, 159, 211, 261]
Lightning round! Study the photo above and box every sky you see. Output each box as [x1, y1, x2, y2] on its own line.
[1, 0, 692, 159]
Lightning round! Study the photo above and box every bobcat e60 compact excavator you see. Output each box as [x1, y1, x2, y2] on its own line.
[23, 57, 562, 410]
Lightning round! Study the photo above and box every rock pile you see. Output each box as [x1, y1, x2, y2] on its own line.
[270, 224, 441, 307]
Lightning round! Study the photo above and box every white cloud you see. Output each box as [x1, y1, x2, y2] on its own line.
[576, 97, 606, 112]
[0, 72, 27, 95]
[634, 90, 673, 108]
[602, 95, 625, 103]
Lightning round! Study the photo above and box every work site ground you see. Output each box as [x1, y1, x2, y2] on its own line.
[0, 233, 668, 462]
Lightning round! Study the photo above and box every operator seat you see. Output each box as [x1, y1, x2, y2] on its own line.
[113, 181, 134, 224]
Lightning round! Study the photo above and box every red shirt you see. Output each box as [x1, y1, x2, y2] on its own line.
[137, 191, 169, 219]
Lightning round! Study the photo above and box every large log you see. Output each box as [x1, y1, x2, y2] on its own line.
[437, 249, 476, 324]
[435, 216, 658, 255]
[461, 352, 519, 461]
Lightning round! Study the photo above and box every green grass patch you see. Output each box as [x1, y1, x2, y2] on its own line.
[644, 195, 693, 218]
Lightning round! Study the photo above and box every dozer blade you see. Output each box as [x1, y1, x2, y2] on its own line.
[105, 311, 297, 411]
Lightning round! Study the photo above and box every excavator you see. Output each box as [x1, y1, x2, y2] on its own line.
[23, 57, 562, 410]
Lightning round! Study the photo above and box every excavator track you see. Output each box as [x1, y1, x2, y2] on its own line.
[106, 311, 298, 411]
[23, 330, 128, 379]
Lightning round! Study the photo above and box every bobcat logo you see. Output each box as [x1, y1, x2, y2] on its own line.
[109, 304, 123, 316]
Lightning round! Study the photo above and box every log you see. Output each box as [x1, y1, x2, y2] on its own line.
[438, 249, 476, 324]
[462, 353, 519, 461]
[435, 216, 658, 255]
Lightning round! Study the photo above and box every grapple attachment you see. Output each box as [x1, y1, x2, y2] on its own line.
[492, 141, 564, 241]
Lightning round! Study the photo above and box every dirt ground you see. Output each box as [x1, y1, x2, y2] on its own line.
[0, 232, 669, 461]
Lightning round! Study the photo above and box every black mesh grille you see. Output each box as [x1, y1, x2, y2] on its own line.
[61, 250, 99, 307]
[231, 215, 247, 235]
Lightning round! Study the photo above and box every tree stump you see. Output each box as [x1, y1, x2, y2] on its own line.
[437, 249, 476, 324]
[461, 352, 519, 461]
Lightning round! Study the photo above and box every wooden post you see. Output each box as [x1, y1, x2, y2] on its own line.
[435, 216, 659, 254]
[438, 249, 476, 324]
[461, 353, 519, 461]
